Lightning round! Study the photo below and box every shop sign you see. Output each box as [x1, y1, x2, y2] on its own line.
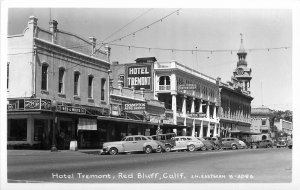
[163, 118, 174, 125]
[57, 105, 86, 114]
[178, 84, 197, 90]
[187, 113, 206, 118]
[78, 118, 97, 130]
[111, 104, 120, 116]
[24, 99, 40, 110]
[123, 102, 146, 111]
[127, 65, 151, 90]
[7, 100, 18, 110]
[41, 99, 51, 110]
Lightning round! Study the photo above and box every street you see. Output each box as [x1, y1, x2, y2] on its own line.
[7, 148, 292, 183]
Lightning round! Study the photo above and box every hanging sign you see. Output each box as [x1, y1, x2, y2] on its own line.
[127, 65, 152, 90]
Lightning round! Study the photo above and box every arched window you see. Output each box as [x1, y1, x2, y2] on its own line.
[41, 64, 48, 90]
[88, 75, 94, 98]
[74, 71, 80, 96]
[58, 67, 65, 93]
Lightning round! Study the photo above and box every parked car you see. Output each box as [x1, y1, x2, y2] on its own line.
[102, 135, 160, 155]
[204, 136, 224, 150]
[221, 138, 242, 150]
[237, 139, 247, 149]
[197, 137, 215, 151]
[172, 136, 203, 152]
[287, 139, 292, 149]
[254, 140, 273, 148]
[276, 137, 288, 148]
[145, 136, 165, 153]
[151, 133, 176, 152]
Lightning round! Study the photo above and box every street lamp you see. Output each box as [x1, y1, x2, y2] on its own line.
[51, 99, 58, 152]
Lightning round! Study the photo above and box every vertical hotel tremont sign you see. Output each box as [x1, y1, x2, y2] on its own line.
[127, 64, 152, 90]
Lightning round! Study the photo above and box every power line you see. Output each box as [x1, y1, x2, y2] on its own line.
[102, 42, 292, 53]
[101, 8, 153, 43]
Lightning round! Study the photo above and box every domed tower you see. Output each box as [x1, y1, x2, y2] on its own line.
[233, 33, 252, 93]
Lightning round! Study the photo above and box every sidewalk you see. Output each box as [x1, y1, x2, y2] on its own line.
[7, 149, 102, 156]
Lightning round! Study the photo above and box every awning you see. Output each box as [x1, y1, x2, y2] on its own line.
[229, 130, 262, 135]
[78, 118, 97, 130]
[97, 115, 149, 125]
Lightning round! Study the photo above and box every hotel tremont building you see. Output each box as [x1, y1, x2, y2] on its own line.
[110, 57, 221, 138]
[7, 16, 111, 150]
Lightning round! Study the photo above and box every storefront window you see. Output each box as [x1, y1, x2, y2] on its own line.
[34, 119, 46, 141]
[8, 119, 27, 141]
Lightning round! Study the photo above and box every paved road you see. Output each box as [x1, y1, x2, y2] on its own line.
[7, 148, 292, 183]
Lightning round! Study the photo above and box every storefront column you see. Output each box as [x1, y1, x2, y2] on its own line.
[191, 98, 195, 113]
[199, 99, 203, 113]
[199, 120, 203, 137]
[172, 92, 177, 125]
[206, 102, 210, 119]
[182, 128, 187, 136]
[213, 104, 217, 119]
[182, 95, 187, 116]
[213, 123, 217, 137]
[191, 119, 195, 136]
[206, 122, 210, 137]
[27, 116, 34, 145]
[218, 124, 221, 137]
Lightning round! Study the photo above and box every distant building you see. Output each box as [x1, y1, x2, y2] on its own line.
[7, 16, 110, 149]
[274, 119, 293, 137]
[250, 106, 275, 140]
[218, 36, 254, 139]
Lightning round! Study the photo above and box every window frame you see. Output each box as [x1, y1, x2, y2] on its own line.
[58, 67, 65, 94]
[88, 75, 94, 99]
[74, 71, 80, 96]
[41, 63, 49, 91]
[101, 78, 106, 101]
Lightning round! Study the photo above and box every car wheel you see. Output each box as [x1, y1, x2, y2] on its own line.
[109, 147, 118, 155]
[201, 146, 207, 151]
[145, 145, 152, 154]
[231, 144, 237, 150]
[165, 145, 172, 152]
[188, 144, 196, 152]
[156, 145, 162, 153]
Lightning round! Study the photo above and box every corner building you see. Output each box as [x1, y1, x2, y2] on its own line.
[7, 17, 110, 149]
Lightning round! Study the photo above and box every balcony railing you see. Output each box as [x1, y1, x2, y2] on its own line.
[158, 85, 171, 91]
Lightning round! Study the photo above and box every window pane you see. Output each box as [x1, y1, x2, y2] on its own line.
[135, 137, 141, 141]
[58, 69, 64, 93]
[41, 65, 48, 90]
[74, 72, 79, 95]
[88, 76, 93, 98]
[101, 78, 106, 100]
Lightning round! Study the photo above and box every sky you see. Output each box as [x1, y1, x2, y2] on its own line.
[7, 8, 293, 111]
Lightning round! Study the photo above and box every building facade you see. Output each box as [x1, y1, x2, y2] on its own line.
[250, 106, 275, 140]
[218, 37, 253, 139]
[7, 16, 110, 149]
[110, 57, 221, 137]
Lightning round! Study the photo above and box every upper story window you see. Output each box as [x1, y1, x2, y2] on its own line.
[74, 71, 80, 96]
[58, 67, 65, 94]
[7, 62, 10, 89]
[119, 74, 124, 87]
[41, 64, 48, 91]
[159, 76, 170, 85]
[88, 75, 94, 98]
[262, 119, 266, 126]
[101, 78, 106, 101]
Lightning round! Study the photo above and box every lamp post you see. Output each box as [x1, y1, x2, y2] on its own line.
[51, 99, 58, 152]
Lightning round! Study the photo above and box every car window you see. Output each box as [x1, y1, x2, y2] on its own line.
[126, 137, 133, 141]
[141, 137, 147, 140]
[187, 138, 192, 140]
[146, 137, 153, 140]
[152, 136, 157, 140]
[181, 138, 187, 141]
[135, 137, 142, 141]
[121, 137, 126, 141]
[175, 138, 179, 141]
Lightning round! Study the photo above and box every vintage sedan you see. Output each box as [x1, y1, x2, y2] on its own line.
[172, 136, 204, 152]
[197, 137, 215, 151]
[221, 138, 242, 150]
[102, 135, 160, 155]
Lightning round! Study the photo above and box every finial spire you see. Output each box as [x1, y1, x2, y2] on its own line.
[238, 33, 246, 53]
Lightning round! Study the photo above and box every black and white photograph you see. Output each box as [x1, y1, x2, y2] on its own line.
[1, 0, 299, 190]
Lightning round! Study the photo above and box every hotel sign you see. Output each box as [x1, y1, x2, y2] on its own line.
[178, 84, 197, 90]
[127, 65, 151, 90]
[123, 102, 146, 111]
[56, 105, 86, 114]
